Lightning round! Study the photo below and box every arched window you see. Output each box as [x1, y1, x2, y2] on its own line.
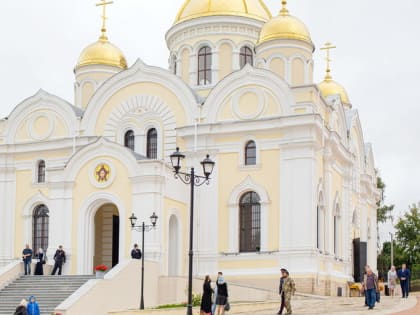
[240, 46, 253, 68]
[37, 160, 46, 183]
[317, 205, 322, 250]
[146, 128, 158, 159]
[33, 205, 49, 254]
[124, 130, 135, 151]
[245, 141, 256, 165]
[198, 46, 212, 85]
[239, 192, 261, 252]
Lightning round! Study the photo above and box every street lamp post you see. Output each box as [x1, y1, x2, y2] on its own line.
[129, 212, 158, 310]
[169, 147, 215, 315]
[389, 232, 394, 267]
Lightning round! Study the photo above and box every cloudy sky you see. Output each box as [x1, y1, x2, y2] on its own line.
[0, 0, 418, 237]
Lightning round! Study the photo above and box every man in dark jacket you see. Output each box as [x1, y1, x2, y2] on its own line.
[131, 244, 142, 259]
[51, 245, 66, 275]
[398, 263, 411, 298]
[22, 244, 33, 275]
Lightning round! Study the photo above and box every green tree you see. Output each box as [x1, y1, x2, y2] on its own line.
[395, 204, 420, 265]
[376, 176, 394, 223]
[377, 241, 408, 278]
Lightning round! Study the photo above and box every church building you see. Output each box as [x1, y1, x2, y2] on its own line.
[0, 0, 379, 296]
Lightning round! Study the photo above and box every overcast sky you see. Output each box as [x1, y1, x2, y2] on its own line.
[0, 1, 418, 237]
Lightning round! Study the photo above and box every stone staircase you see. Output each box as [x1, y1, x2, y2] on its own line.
[0, 275, 95, 315]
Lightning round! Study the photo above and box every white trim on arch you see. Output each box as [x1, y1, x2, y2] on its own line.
[77, 192, 127, 274]
[227, 176, 270, 253]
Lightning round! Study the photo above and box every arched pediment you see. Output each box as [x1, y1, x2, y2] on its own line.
[81, 58, 199, 134]
[228, 175, 270, 206]
[204, 64, 295, 123]
[63, 137, 141, 182]
[346, 110, 366, 169]
[3, 89, 81, 144]
[331, 99, 348, 143]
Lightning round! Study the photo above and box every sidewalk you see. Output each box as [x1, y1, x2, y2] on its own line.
[109, 294, 418, 315]
[389, 296, 420, 315]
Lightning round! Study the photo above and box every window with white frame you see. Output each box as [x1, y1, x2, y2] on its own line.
[197, 46, 212, 85]
[239, 191, 261, 252]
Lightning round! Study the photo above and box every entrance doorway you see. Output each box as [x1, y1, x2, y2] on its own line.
[94, 204, 119, 270]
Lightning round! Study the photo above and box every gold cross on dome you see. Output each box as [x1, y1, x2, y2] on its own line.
[96, 0, 114, 40]
[320, 42, 336, 79]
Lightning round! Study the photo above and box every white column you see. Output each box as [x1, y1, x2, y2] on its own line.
[279, 143, 316, 251]
[323, 149, 333, 255]
[0, 166, 16, 260]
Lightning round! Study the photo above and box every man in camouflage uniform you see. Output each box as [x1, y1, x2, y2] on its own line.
[280, 269, 296, 315]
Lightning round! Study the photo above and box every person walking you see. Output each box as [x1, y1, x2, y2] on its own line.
[34, 248, 45, 276]
[277, 268, 287, 315]
[363, 265, 379, 309]
[14, 299, 28, 315]
[27, 296, 40, 315]
[388, 265, 398, 297]
[281, 269, 296, 315]
[51, 245, 66, 275]
[398, 263, 411, 298]
[212, 272, 222, 315]
[131, 244, 142, 259]
[22, 244, 33, 275]
[215, 272, 228, 315]
[200, 275, 214, 315]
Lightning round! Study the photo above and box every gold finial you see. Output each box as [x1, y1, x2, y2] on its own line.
[320, 42, 336, 80]
[96, 0, 114, 41]
[280, 1, 289, 16]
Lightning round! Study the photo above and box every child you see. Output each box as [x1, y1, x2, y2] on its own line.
[27, 296, 40, 315]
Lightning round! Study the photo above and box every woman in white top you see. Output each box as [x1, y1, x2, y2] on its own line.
[388, 265, 398, 297]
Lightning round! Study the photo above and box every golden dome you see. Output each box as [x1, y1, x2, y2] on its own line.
[318, 74, 350, 104]
[76, 36, 127, 70]
[174, 0, 272, 24]
[258, 1, 312, 45]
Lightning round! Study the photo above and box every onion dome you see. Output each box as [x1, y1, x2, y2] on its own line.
[258, 1, 313, 46]
[75, 1, 127, 70]
[318, 42, 350, 105]
[318, 74, 350, 105]
[174, 0, 272, 24]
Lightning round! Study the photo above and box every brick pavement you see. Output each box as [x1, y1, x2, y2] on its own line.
[389, 296, 419, 315]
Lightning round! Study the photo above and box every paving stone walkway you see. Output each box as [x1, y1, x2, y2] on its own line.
[110, 294, 419, 315]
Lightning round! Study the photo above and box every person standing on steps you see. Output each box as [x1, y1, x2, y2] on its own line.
[131, 243, 142, 259]
[34, 248, 45, 276]
[51, 245, 66, 275]
[14, 299, 28, 315]
[277, 268, 287, 315]
[27, 296, 40, 315]
[22, 244, 33, 275]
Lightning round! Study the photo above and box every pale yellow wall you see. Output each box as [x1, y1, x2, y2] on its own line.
[219, 43, 232, 80]
[269, 58, 285, 79]
[14, 111, 69, 142]
[217, 150, 280, 254]
[219, 259, 278, 270]
[181, 48, 190, 83]
[291, 58, 305, 86]
[70, 156, 133, 273]
[257, 46, 312, 62]
[93, 82, 188, 135]
[216, 86, 283, 121]
[81, 81, 95, 109]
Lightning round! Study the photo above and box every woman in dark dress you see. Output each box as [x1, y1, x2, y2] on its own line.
[200, 275, 213, 315]
[34, 248, 44, 275]
[215, 273, 228, 315]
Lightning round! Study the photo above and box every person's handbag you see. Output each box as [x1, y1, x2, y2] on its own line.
[224, 299, 230, 311]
